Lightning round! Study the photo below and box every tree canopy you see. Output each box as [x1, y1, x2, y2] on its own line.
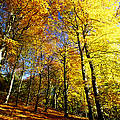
[0, 0, 120, 120]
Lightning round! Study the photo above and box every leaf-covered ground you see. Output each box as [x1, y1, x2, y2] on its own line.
[0, 104, 88, 120]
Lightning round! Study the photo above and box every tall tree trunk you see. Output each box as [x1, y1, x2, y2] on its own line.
[52, 87, 56, 108]
[0, 44, 6, 68]
[5, 70, 15, 104]
[45, 65, 50, 112]
[54, 92, 57, 109]
[35, 52, 42, 112]
[15, 73, 23, 106]
[35, 73, 42, 112]
[77, 32, 93, 120]
[16, 60, 24, 106]
[5, 46, 22, 104]
[84, 42, 104, 120]
[55, 87, 61, 110]
[63, 54, 68, 118]
[26, 75, 32, 106]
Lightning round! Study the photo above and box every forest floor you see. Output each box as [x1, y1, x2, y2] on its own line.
[0, 103, 88, 120]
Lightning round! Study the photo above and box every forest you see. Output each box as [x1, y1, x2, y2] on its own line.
[0, 0, 120, 120]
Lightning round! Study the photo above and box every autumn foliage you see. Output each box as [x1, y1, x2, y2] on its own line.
[0, 0, 120, 120]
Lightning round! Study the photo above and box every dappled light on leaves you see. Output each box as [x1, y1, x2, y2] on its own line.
[0, 0, 119, 120]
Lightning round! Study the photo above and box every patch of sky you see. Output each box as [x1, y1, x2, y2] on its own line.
[25, 61, 30, 66]
[0, 9, 7, 32]
[117, 23, 120, 27]
[48, 13, 54, 20]
[70, 11, 73, 15]
[58, 11, 63, 20]
[48, 14, 53, 19]
[1, 64, 10, 75]
[107, 40, 110, 43]
[0, 16, 2, 21]
[22, 72, 30, 80]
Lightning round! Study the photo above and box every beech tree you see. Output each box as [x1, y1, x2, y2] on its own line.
[0, 0, 119, 119]
[57, 0, 119, 119]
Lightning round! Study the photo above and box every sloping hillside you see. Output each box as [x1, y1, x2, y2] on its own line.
[0, 104, 88, 120]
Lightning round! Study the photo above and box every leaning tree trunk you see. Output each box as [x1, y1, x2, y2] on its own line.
[77, 31, 93, 120]
[5, 45, 22, 104]
[35, 73, 42, 112]
[5, 70, 15, 104]
[84, 42, 104, 120]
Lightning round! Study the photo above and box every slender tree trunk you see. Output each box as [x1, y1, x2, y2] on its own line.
[16, 60, 24, 106]
[35, 73, 42, 112]
[77, 32, 93, 120]
[45, 65, 50, 112]
[16, 82, 21, 106]
[5, 46, 22, 104]
[52, 87, 56, 108]
[63, 54, 68, 118]
[15, 76, 23, 106]
[5, 70, 15, 104]
[54, 92, 57, 109]
[55, 87, 61, 110]
[5, 48, 21, 104]
[26, 75, 32, 106]
[35, 52, 42, 111]
[0, 44, 6, 68]
[84, 42, 104, 120]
